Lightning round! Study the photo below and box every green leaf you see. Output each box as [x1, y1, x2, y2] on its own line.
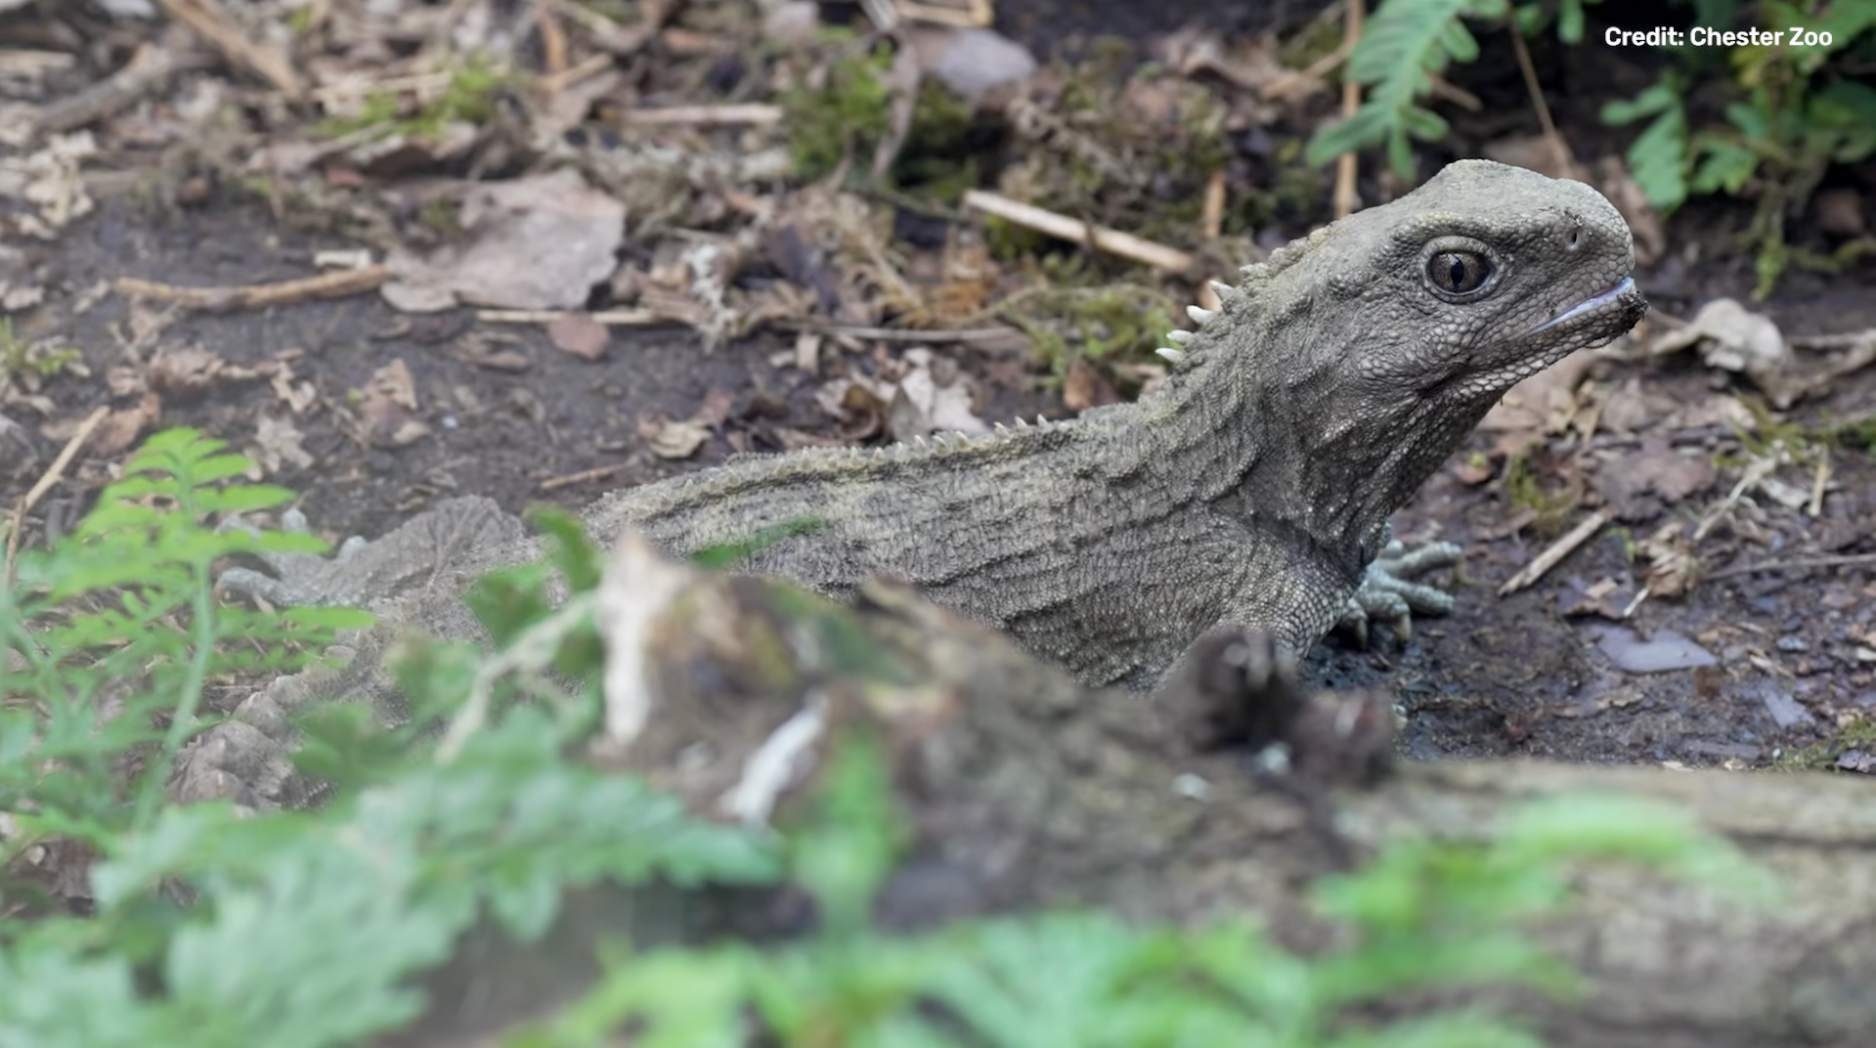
[1600, 82, 1677, 125]
[690, 516, 828, 570]
[1557, 0, 1586, 44]
[1626, 106, 1690, 210]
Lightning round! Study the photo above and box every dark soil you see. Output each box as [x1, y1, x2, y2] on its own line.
[7, 3, 1876, 776]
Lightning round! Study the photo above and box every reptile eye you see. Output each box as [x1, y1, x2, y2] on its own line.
[1427, 251, 1492, 295]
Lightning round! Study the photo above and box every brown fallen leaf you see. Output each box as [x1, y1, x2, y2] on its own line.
[356, 359, 430, 447]
[1062, 356, 1119, 413]
[250, 413, 314, 475]
[148, 344, 269, 393]
[546, 313, 610, 360]
[270, 363, 319, 415]
[1636, 520, 1700, 598]
[90, 392, 161, 456]
[381, 169, 627, 313]
[641, 417, 710, 460]
[1593, 433, 1717, 521]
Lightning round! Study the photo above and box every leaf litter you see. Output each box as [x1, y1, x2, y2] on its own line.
[0, 0, 1874, 783]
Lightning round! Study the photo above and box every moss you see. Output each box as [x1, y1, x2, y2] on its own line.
[317, 53, 511, 142]
[1502, 448, 1581, 532]
[0, 319, 79, 384]
[1003, 281, 1178, 382]
[780, 37, 896, 182]
[1777, 715, 1876, 772]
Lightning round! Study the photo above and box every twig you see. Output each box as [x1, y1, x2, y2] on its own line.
[115, 265, 387, 311]
[477, 308, 666, 326]
[5, 406, 109, 583]
[153, 0, 303, 98]
[538, 53, 614, 97]
[773, 320, 1026, 345]
[1333, 0, 1365, 220]
[1499, 510, 1610, 595]
[1708, 552, 1876, 582]
[1508, 23, 1579, 179]
[961, 190, 1196, 273]
[308, 72, 452, 106]
[892, 0, 996, 28]
[1790, 327, 1876, 350]
[536, 0, 570, 79]
[618, 103, 784, 126]
[1261, 34, 1356, 102]
[1201, 168, 1226, 241]
[539, 462, 633, 491]
[34, 43, 190, 135]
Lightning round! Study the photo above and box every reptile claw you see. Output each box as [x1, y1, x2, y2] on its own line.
[1336, 538, 1464, 648]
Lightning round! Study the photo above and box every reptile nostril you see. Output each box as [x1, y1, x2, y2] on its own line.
[1567, 226, 1582, 251]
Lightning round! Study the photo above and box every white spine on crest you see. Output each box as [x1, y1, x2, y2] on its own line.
[1166, 329, 1193, 345]
[1187, 305, 1215, 324]
[1208, 279, 1234, 297]
[1156, 347, 1186, 363]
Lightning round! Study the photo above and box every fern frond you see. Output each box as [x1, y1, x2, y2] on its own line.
[1306, 0, 1510, 177]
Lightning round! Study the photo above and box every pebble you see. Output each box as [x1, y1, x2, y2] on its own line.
[1594, 626, 1718, 673]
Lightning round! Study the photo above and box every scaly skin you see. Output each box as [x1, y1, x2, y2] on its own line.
[573, 159, 1648, 691]
[221, 161, 1644, 703]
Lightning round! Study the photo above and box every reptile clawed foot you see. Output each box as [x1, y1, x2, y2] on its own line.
[217, 508, 374, 608]
[1336, 539, 1464, 647]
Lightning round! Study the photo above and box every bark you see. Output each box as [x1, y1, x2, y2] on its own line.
[395, 540, 1876, 1048]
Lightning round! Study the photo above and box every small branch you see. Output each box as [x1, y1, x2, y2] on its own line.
[961, 190, 1196, 273]
[617, 103, 784, 127]
[1707, 551, 1876, 582]
[1508, 24, 1579, 180]
[1499, 510, 1610, 595]
[154, 0, 304, 98]
[115, 265, 387, 311]
[1200, 168, 1226, 241]
[1333, 0, 1365, 220]
[477, 308, 667, 326]
[772, 320, 1026, 345]
[892, 0, 996, 28]
[539, 462, 634, 492]
[34, 43, 191, 135]
[5, 406, 108, 583]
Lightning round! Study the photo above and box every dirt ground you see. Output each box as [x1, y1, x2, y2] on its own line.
[5, 0, 1876, 775]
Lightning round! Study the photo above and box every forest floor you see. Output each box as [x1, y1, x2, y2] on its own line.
[4, 0, 1875, 774]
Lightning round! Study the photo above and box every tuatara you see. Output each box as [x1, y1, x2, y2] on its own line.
[200, 159, 1645, 802]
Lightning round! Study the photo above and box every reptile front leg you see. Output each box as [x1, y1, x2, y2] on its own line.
[1336, 537, 1464, 647]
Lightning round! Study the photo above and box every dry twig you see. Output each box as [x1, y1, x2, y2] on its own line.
[116, 265, 387, 311]
[618, 104, 784, 126]
[1509, 25, 1581, 180]
[1333, 0, 1365, 220]
[477, 308, 665, 326]
[961, 190, 1196, 273]
[1499, 510, 1610, 595]
[4, 406, 109, 582]
[154, 0, 304, 98]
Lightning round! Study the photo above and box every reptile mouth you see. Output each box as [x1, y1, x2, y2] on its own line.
[1527, 276, 1639, 336]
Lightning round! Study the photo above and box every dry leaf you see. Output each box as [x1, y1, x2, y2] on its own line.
[1062, 356, 1119, 413]
[547, 314, 610, 360]
[382, 169, 627, 312]
[642, 417, 710, 459]
[356, 359, 430, 447]
[148, 344, 268, 392]
[250, 413, 314, 474]
[91, 392, 160, 456]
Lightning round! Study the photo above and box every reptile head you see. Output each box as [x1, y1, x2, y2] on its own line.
[1337, 158, 1648, 399]
[1165, 158, 1647, 547]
